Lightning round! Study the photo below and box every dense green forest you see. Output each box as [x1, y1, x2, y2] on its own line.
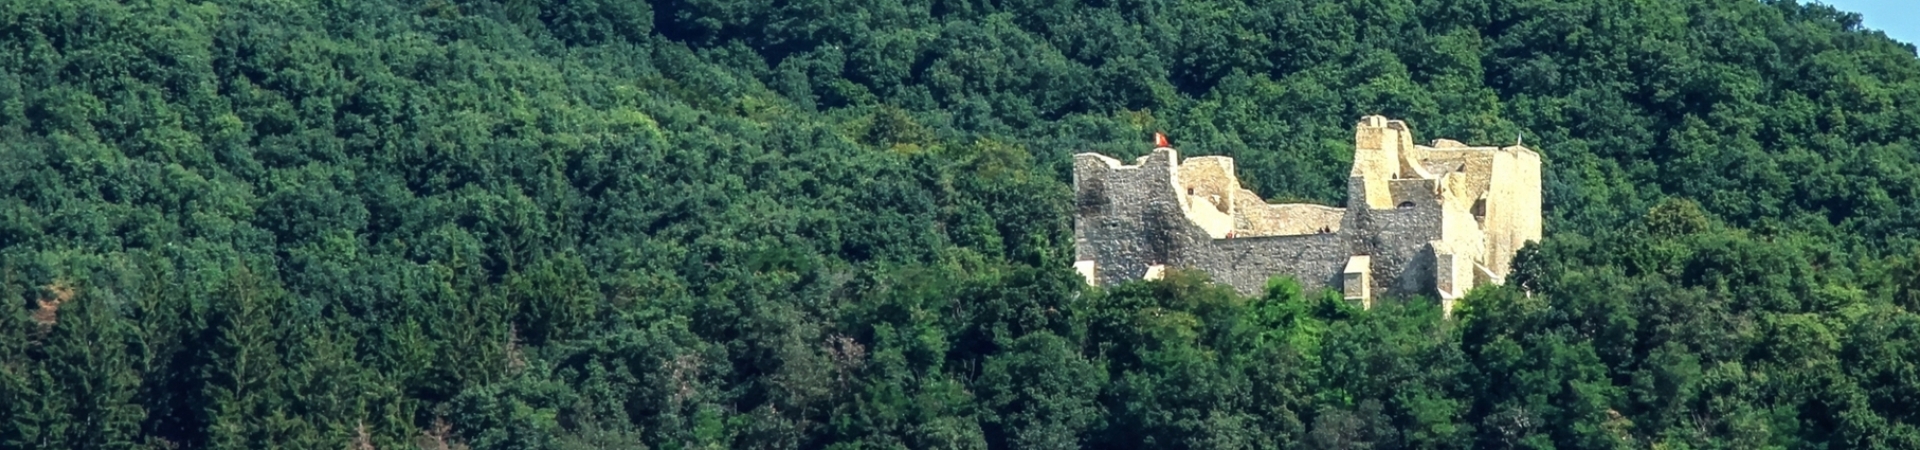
[3, 0, 1920, 448]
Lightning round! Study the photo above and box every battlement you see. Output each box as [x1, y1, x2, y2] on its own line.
[1072, 116, 1542, 316]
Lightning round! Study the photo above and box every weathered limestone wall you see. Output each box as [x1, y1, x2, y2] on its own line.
[1416, 145, 1543, 276]
[1073, 260, 1097, 285]
[1482, 150, 1518, 274]
[1393, 121, 1438, 181]
[1190, 233, 1350, 295]
[1073, 147, 1360, 297]
[1074, 149, 1190, 287]
[1236, 202, 1346, 236]
[1481, 146, 1542, 274]
[1177, 156, 1240, 239]
[1230, 189, 1282, 233]
[1510, 147, 1543, 268]
[1431, 244, 1462, 297]
[1336, 176, 1444, 299]
[1184, 195, 1235, 238]
[1178, 157, 1237, 213]
[1439, 172, 1487, 267]
[1420, 148, 1497, 196]
[1352, 117, 1399, 209]
[1383, 179, 1448, 296]
[1072, 115, 1540, 312]
[1431, 245, 1473, 315]
[1342, 256, 1372, 307]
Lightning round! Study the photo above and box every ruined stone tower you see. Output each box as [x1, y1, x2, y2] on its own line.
[1071, 116, 1542, 315]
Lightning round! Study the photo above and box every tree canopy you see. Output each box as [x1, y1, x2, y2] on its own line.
[2, 0, 1919, 448]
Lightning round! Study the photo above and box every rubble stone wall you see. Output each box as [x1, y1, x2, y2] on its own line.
[1071, 116, 1542, 310]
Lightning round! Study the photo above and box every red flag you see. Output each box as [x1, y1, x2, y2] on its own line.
[1154, 132, 1170, 148]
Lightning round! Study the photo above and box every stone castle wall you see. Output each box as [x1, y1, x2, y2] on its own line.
[1073, 116, 1542, 312]
[1236, 202, 1344, 236]
[1190, 233, 1350, 294]
[1075, 149, 1200, 287]
[1349, 177, 1446, 299]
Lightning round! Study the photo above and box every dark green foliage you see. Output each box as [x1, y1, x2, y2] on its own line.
[2, 0, 1919, 448]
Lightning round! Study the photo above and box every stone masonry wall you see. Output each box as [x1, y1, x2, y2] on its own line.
[1236, 202, 1345, 236]
[1192, 233, 1350, 295]
[1486, 147, 1542, 275]
[1075, 150, 1182, 286]
[1177, 157, 1238, 213]
[1075, 147, 1357, 296]
[1343, 176, 1446, 299]
[1073, 115, 1541, 309]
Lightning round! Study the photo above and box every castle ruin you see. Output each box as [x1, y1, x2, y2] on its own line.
[1072, 116, 1542, 315]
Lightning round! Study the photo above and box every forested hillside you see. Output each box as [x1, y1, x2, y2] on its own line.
[3, 0, 1919, 448]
